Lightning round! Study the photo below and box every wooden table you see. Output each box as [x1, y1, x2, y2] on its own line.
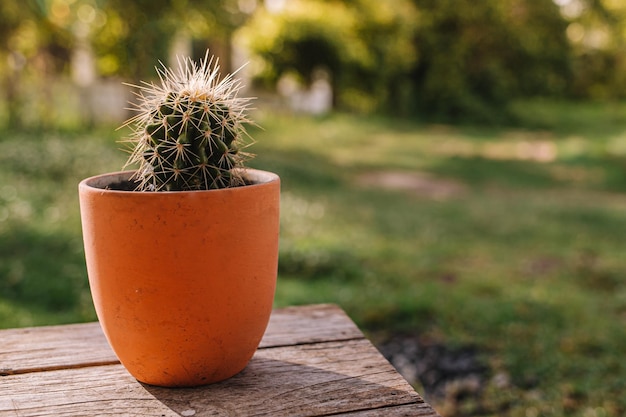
[0, 304, 440, 417]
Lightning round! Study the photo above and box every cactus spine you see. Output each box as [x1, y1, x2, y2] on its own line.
[123, 53, 254, 191]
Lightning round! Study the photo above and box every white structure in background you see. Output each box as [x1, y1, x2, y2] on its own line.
[71, 13, 128, 125]
[277, 69, 333, 115]
[71, 29, 96, 88]
[262, 0, 332, 114]
[169, 31, 193, 68]
[265, 0, 286, 14]
[69, 0, 332, 124]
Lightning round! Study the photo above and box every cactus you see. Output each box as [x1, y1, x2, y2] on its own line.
[122, 52, 254, 191]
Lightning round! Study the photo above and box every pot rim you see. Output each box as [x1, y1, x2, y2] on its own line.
[79, 168, 279, 195]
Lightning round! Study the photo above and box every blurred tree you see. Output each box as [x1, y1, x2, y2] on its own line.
[562, 0, 626, 99]
[94, 0, 249, 80]
[0, 0, 250, 129]
[0, 1, 73, 129]
[240, 0, 626, 122]
[350, 0, 419, 114]
[238, 0, 418, 113]
[2, 0, 626, 128]
[92, 0, 173, 80]
[410, 0, 572, 122]
[0, 1, 28, 128]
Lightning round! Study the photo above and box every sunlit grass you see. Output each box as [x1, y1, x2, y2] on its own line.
[250, 107, 626, 416]
[0, 128, 124, 327]
[0, 101, 625, 415]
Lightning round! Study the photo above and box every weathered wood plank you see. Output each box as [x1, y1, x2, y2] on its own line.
[335, 404, 442, 416]
[0, 304, 363, 376]
[0, 322, 118, 376]
[1, 340, 439, 417]
[261, 303, 365, 347]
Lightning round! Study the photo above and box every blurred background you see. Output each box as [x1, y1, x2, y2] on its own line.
[1, 0, 626, 415]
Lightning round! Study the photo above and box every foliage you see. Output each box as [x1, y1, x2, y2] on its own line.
[238, 0, 626, 122]
[3, 1, 626, 127]
[0, 0, 249, 130]
[92, 0, 247, 79]
[123, 53, 253, 191]
[0, 1, 74, 129]
[565, 0, 626, 99]
[237, 0, 418, 113]
[410, 0, 572, 122]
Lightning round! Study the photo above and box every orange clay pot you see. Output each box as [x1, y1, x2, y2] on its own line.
[78, 169, 280, 387]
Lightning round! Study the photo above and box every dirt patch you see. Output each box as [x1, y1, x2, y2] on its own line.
[376, 334, 494, 415]
[356, 171, 466, 200]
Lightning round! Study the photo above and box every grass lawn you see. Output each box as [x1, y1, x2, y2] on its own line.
[1, 100, 625, 416]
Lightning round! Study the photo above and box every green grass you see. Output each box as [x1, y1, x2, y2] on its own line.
[0, 128, 124, 327]
[1, 101, 626, 416]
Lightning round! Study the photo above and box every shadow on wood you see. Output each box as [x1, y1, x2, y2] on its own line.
[142, 347, 433, 416]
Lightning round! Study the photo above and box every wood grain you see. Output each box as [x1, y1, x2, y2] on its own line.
[260, 304, 365, 348]
[0, 322, 117, 376]
[2, 341, 432, 416]
[0, 304, 362, 376]
[0, 304, 441, 416]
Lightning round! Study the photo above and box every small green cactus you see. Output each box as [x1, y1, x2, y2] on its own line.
[123, 52, 254, 191]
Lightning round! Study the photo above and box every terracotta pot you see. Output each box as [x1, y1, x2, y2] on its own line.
[78, 169, 280, 387]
